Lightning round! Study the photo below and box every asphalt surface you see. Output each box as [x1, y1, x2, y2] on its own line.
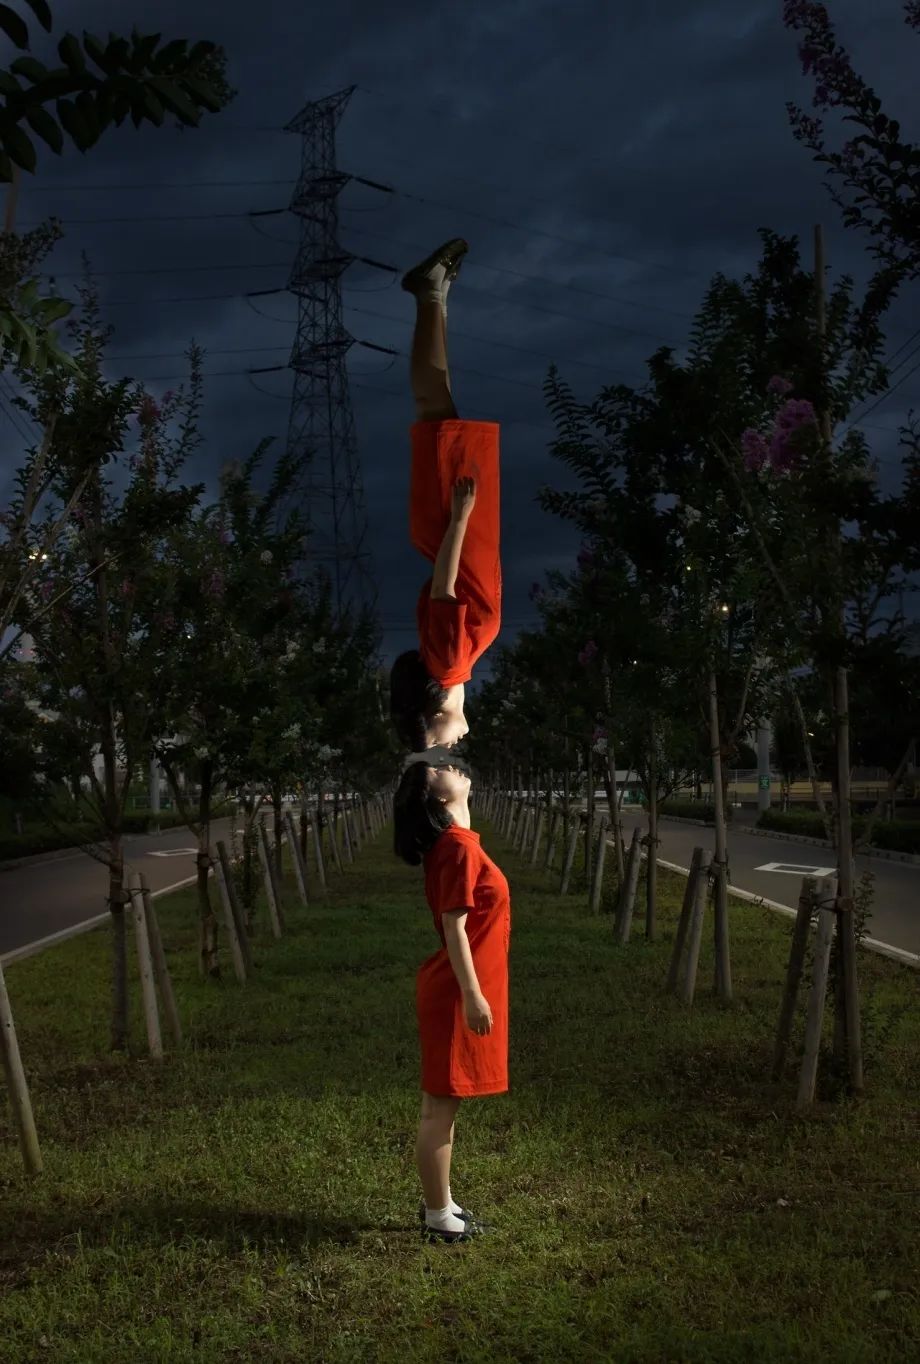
[1, 806, 917, 967]
[608, 808, 919, 962]
[0, 816, 243, 962]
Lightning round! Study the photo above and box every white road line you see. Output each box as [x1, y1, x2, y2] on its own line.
[0, 870, 207, 967]
[642, 849, 919, 970]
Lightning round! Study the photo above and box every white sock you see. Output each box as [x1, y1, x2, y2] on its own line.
[448, 1188, 462, 1215]
[425, 1205, 466, 1234]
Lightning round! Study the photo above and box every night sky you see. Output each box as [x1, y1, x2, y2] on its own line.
[4, 0, 917, 673]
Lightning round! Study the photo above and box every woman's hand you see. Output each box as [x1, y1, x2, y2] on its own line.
[463, 990, 493, 1035]
[451, 475, 476, 522]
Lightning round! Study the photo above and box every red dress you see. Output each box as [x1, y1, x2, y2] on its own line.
[409, 420, 502, 686]
[416, 826, 511, 1097]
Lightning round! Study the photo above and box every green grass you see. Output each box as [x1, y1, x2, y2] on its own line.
[1, 819, 918, 1363]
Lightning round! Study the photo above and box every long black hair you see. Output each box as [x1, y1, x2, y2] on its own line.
[389, 650, 448, 750]
[393, 762, 454, 866]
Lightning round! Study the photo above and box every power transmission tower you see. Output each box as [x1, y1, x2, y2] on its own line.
[280, 85, 380, 620]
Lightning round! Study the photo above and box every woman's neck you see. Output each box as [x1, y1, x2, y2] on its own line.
[449, 800, 472, 829]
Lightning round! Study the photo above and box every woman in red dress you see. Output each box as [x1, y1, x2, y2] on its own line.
[394, 752, 510, 1244]
[389, 239, 501, 752]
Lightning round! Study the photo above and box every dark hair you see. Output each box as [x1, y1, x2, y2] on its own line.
[393, 762, 454, 866]
[389, 649, 448, 750]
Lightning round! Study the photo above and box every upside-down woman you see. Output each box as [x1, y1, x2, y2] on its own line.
[389, 239, 502, 752]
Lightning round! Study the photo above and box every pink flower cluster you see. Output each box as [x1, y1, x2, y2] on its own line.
[578, 640, 598, 666]
[205, 570, 225, 597]
[906, 3, 920, 32]
[577, 545, 595, 571]
[742, 396, 818, 474]
[767, 374, 794, 396]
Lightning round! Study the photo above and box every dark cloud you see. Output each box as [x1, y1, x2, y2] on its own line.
[3, 0, 917, 671]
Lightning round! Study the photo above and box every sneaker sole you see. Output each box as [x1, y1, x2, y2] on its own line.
[401, 238, 469, 294]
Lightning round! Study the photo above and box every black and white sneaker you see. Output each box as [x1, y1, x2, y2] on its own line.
[401, 238, 469, 298]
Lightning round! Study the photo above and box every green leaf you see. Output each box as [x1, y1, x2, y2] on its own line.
[148, 76, 199, 123]
[10, 55, 47, 83]
[129, 31, 161, 72]
[38, 296, 73, 323]
[82, 32, 112, 75]
[22, 0, 52, 33]
[1, 121, 37, 173]
[24, 105, 64, 154]
[56, 97, 93, 152]
[181, 76, 223, 114]
[153, 38, 189, 71]
[137, 87, 162, 128]
[0, 5, 30, 50]
[58, 33, 86, 74]
[75, 90, 101, 143]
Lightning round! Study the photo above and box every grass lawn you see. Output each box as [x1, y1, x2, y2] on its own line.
[1, 815, 918, 1363]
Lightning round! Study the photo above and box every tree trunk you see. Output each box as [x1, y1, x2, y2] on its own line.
[832, 663, 863, 1093]
[708, 670, 732, 1001]
[272, 781, 284, 882]
[646, 723, 658, 941]
[585, 742, 595, 889]
[108, 843, 129, 1052]
[196, 761, 219, 980]
[604, 740, 625, 881]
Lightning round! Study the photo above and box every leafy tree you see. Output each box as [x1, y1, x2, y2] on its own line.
[12, 294, 204, 1050]
[0, 3, 235, 371]
[784, 0, 920, 282]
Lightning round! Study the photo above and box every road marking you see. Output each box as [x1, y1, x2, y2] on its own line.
[622, 844, 919, 970]
[148, 848, 199, 858]
[755, 861, 836, 876]
[0, 870, 208, 966]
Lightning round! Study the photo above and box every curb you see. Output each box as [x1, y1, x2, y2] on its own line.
[637, 812, 920, 868]
[642, 850, 919, 972]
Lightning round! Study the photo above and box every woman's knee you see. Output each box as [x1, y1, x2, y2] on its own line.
[420, 1091, 461, 1123]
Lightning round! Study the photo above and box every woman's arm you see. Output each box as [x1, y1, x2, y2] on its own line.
[430, 477, 476, 600]
[442, 909, 482, 997]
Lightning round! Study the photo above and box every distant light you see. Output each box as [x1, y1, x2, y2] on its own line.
[720, 604, 730, 614]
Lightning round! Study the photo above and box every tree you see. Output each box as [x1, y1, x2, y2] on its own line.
[12, 295, 204, 1050]
[0, 4, 235, 371]
[784, 0, 920, 282]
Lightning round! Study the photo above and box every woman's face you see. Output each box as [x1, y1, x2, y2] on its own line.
[428, 764, 472, 806]
[425, 708, 469, 749]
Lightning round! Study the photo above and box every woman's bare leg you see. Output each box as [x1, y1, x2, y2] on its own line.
[410, 300, 457, 423]
[415, 1092, 461, 1208]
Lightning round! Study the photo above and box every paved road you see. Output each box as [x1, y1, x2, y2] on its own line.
[606, 808, 919, 963]
[0, 815, 243, 962]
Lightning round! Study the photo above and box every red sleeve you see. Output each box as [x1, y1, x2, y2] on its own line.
[417, 588, 473, 685]
[426, 837, 478, 919]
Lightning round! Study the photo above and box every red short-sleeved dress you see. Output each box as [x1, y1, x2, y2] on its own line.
[416, 826, 511, 1097]
[409, 420, 502, 686]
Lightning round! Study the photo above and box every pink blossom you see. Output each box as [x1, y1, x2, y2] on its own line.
[577, 546, 595, 570]
[206, 570, 225, 597]
[775, 397, 817, 433]
[767, 374, 794, 396]
[119, 579, 133, 598]
[907, 3, 920, 32]
[162, 390, 176, 403]
[578, 640, 598, 666]
[741, 429, 770, 472]
[137, 395, 160, 425]
[39, 582, 53, 601]
[528, 581, 544, 602]
[217, 527, 232, 545]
